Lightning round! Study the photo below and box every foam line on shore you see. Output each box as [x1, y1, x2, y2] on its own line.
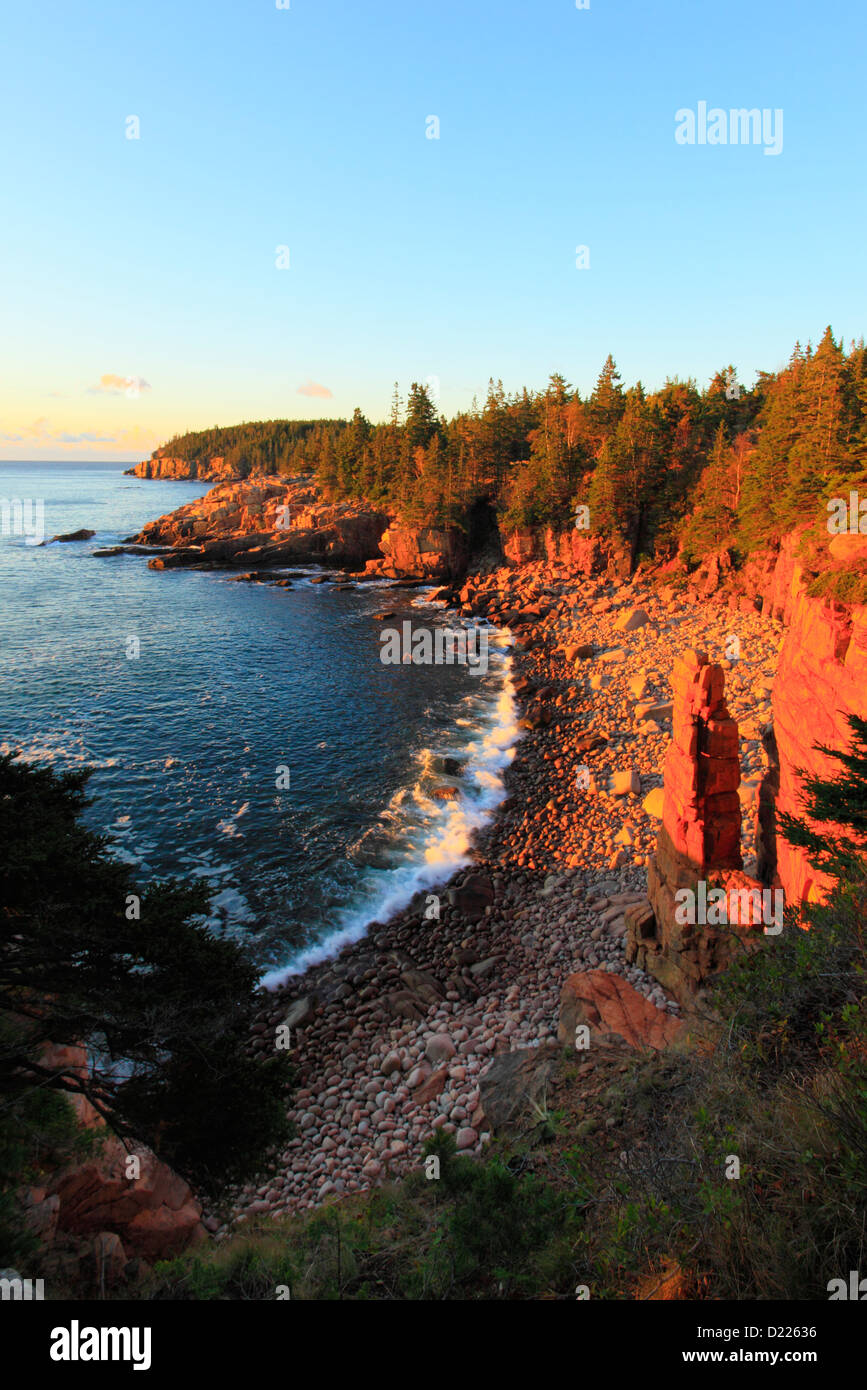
[260, 636, 520, 990]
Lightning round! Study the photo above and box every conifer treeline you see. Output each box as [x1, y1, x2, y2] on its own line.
[157, 419, 345, 477]
[157, 329, 867, 564]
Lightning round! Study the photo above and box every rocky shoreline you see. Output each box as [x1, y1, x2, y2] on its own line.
[125, 474, 469, 580]
[219, 558, 781, 1234]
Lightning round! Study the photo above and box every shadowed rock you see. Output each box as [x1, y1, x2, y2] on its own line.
[558, 970, 684, 1051]
[478, 1045, 560, 1132]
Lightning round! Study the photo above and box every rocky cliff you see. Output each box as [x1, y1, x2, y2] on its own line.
[132, 475, 390, 571]
[132, 480, 637, 581]
[126, 454, 242, 482]
[130, 475, 471, 580]
[764, 589, 867, 904]
[653, 531, 867, 913]
[727, 532, 867, 907]
[377, 524, 469, 581]
[626, 530, 866, 1005]
[502, 525, 630, 577]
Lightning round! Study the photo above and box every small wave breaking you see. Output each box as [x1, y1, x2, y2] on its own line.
[260, 632, 520, 990]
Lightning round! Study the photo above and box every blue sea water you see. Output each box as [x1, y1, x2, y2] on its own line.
[0, 462, 518, 984]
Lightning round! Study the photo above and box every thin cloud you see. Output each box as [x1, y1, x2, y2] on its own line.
[297, 379, 333, 399]
[0, 418, 156, 449]
[58, 431, 118, 443]
[88, 373, 151, 396]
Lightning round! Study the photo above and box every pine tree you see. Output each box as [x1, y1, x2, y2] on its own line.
[784, 327, 850, 523]
[589, 385, 660, 563]
[0, 757, 292, 1197]
[405, 382, 439, 456]
[738, 345, 807, 546]
[778, 714, 867, 885]
[390, 381, 403, 428]
[681, 421, 737, 561]
[589, 354, 625, 444]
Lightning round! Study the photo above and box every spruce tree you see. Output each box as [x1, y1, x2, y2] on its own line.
[589, 353, 625, 443]
[778, 714, 867, 884]
[738, 345, 807, 547]
[784, 327, 849, 524]
[405, 382, 439, 454]
[0, 756, 292, 1197]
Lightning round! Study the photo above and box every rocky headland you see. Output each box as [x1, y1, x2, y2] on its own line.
[126, 453, 242, 482]
[125, 474, 469, 580]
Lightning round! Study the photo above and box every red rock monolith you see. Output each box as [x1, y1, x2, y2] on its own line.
[627, 650, 763, 1003]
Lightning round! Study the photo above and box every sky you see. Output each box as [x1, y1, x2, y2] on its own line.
[1, 0, 865, 461]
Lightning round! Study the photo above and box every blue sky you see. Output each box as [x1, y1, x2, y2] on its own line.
[1, 0, 865, 460]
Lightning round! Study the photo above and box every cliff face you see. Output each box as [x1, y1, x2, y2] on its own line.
[131, 475, 479, 580]
[132, 483, 632, 578]
[502, 526, 630, 577]
[739, 532, 807, 624]
[727, 533, 867, 906]
[626, 532, 866, 1002]
[377, 524, 468, 581]
[126, 455, 242, 482]
[664, 532, 866, 912]
[133, 475, 390, 571]
[766, 590, 867, 904]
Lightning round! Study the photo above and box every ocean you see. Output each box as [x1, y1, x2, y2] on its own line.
[0, 461, 518, 985]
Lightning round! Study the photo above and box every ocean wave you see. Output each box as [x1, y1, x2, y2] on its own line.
[260, 638, 520, 989]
